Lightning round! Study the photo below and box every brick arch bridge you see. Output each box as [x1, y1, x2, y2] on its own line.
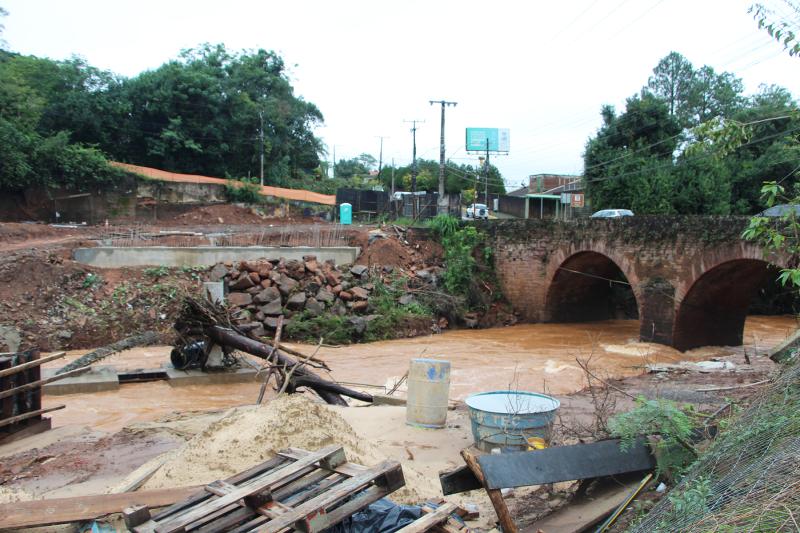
[486, 217, 784, 351]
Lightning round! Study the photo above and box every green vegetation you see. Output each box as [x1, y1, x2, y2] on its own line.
[609, 396, 699, 478]
[143, 266, 170, 278]
[224, 177, 262, 203]
[81, 272, 103, 289]
[584, 51, 799, 215]
[428, 214, 459, 239]
[285, 313, 354, 345]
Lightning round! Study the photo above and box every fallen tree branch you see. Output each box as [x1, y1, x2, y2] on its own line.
[575, 357, 636, 400]
[174, 296, 372, 406]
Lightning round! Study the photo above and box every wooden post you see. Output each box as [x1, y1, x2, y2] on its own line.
[461, 448, 518, 533]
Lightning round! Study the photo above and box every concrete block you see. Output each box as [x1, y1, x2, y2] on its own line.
[203, 281, 225, 304]
[166, 366, 258, 386]
[42, 366, 120, 395]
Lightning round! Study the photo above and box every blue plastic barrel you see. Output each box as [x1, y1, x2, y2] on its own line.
[339, 203, 352, 225]
[465, 391, 560, 452]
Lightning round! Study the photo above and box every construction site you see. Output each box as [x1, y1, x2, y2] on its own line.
[2, 1, 800, 528]
[1, 184, 799, 532]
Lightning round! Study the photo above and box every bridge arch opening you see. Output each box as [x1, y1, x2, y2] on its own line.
[673, 259, 773, 351]
[545, 251, 639, 323]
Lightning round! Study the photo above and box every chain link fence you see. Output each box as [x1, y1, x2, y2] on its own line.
[629, 359, 800, 531]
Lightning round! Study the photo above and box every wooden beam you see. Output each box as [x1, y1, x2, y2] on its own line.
[0, 486, 202, 529]
[396, 502, 457, 533]
[0, 405, 65, 428]
[461, 448, 517, 533]
[476, 438, 655, 490]
[0, 365, 89, 400]
[0, 352, 66, 378]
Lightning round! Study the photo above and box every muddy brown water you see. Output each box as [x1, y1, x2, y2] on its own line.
[43, 316, 798, 432]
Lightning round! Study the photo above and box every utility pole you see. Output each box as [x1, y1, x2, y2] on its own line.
[404, 120, 424, 219]
[259, 111, 265, 186]
[429, 100, 457, 214]
[332, 145, 337, 180]
[484, 138, 490, 208]
[390, 158, 396, 196]
[376, 136, 387, 185]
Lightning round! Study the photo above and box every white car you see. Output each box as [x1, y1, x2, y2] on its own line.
[591, 209, 634, 218]
[466, 203, 489, 219]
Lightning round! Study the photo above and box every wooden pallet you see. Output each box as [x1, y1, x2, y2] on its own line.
[129, 445, 405, 533]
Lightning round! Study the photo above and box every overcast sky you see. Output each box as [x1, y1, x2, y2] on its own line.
[3, 0, 798, 188]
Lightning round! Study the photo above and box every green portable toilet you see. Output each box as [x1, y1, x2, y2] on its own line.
[339, 203, 352, 225]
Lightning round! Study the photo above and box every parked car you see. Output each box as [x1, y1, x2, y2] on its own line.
[757, 204, 800, 217]
[466, 203, 489, 219]
[591, 209, 634, 218]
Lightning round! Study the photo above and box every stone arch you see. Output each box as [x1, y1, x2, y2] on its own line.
[544, 249, 641, 323]
[672, 258, 773, 351]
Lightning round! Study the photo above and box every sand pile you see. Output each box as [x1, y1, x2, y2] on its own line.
[141, 395, 431, 503]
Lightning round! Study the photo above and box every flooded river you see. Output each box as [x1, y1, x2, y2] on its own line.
[43, 315, 798, 432]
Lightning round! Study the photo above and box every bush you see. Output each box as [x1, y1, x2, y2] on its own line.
[224, 177, 262, 203]
[284, 312, 355, 345]
[428, 214, 459, 239]
[441, 226, 482, 296]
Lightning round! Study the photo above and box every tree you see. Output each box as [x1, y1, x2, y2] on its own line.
[647, 52, 696, 128]
[108, 44, 324, 182]
[583, 93, 681, 212]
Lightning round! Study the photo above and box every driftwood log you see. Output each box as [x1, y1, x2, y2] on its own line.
[174, 296, 372, 406]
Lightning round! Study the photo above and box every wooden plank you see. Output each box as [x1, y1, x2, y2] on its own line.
[477, 438, 654, 490]
[155, 445, 345, 533]
[439, 465, 482, 495]
[280, 447, 369, 476]
[461, 449, 518, 533]
[396, 502, 458, 533]
[0, 486, 202, 529]
[293, 483, 397, 533]
[0, 405, 65, 428]
[523, 478, 642, 533]
[0, 351, 65, 378]
[259, 460, 404, 533]
[0, 365, 90, 400]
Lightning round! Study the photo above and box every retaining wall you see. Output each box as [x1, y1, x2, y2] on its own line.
[73, 246, 361, 268]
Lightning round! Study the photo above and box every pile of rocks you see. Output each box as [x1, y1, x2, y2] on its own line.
[206, 256, 376, 336]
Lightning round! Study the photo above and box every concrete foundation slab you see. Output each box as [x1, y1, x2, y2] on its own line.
[73, 246, 360, 268]
[42, 366, 120, 395]
[165, 366, 258, 386]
